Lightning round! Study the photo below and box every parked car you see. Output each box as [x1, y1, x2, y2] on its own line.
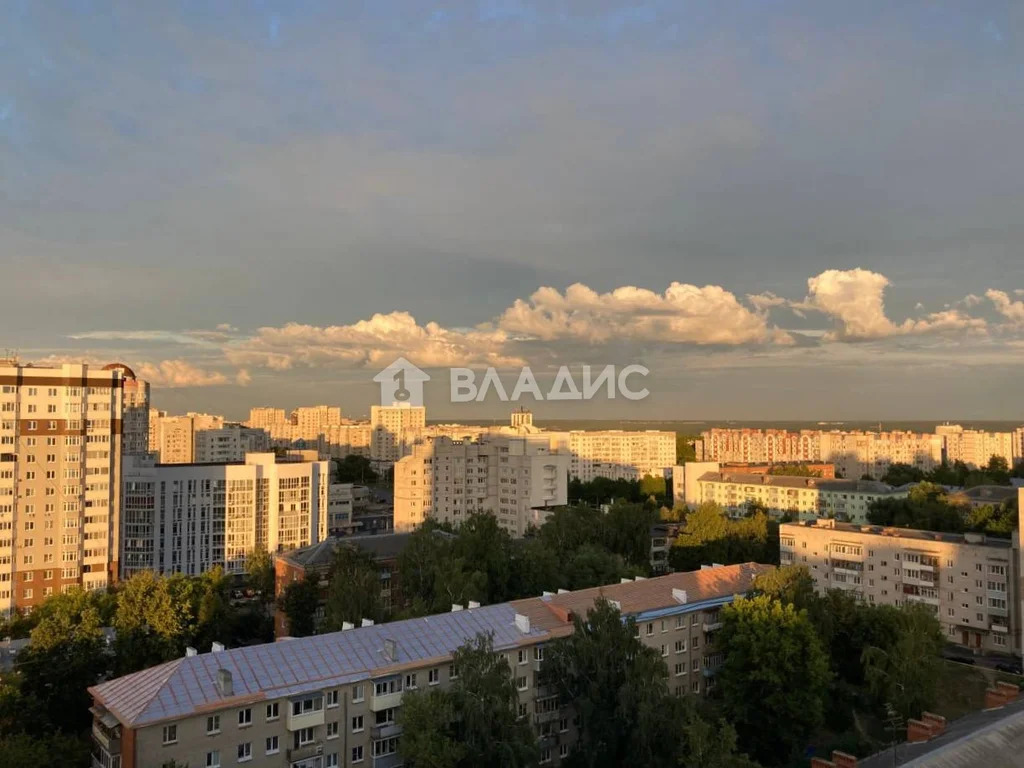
[995, 662, 1023, 675]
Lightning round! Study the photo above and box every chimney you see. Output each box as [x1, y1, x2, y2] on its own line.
[451, 604, 464, 612]
[361, 618, 374, 627]
[620, 578, 632, 584]
[672, 588, 688, 604]
[215, 668, 233, 697]
[185, 646, 198, 657]
[467, 600, 481, 609]
[514, 613, 531, 634]
[342, 621, 354, 631]
[542, 591, 554, 597]
[607, 599, 621, 611]
[211, 641, 225, 653]
[383, 638, 397, 662]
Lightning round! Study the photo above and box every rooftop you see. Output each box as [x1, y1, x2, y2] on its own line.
[780, 519, 1013, 549]
[698, 471, 899, 493]
[90, 563, 770, 729]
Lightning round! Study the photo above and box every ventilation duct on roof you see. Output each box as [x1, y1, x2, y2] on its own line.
[212, 641, 225, 652]
[383, 638, 397, 662]
[216, 668, 233, 697]
[468, 601, 480, 609]
[673, 589, 688, 604]
[342, 621, 354, 631]
[451, 604, 464, 612]
[557, 588, 569, 594]
[361, 619, 374, 627]
[514, 613, 531, 634]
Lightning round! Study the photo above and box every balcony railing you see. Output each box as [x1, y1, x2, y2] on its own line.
[287, 741, 325, 762]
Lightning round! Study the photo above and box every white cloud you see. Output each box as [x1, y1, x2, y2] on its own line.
[136, 359, 244, 388]
[802, 269, 986, 341]
[498, 282, 792, 346]
[986, 289, 1024, 324]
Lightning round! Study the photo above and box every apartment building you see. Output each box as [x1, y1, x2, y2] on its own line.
[556, 430, 675, 482]
[370, 404, 426, 465]
[691, 469, 907, 523]
[120, 452, 330, 578]
[121, 371, 151, 457]
[0, 359, 139, 613]
[935, 424, 1015, 469]
[150, 412, 225, 463]
[247, 408, 287, 430]
[245, 407, 371, 461]
[89, 562, 771, 768]
[194, 425, 271, 464]
[1015, 428, 1024, 467]
[780, 519, 1019, 657]
[698, 428, 944, 479]
[393, 435, 568, 537]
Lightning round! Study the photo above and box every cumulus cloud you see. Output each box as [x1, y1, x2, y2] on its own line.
[801, 269, 985, 341]
[747, 292, 789, 312]
[136, 359, 244, 388]
[986, 289, 1024, 324]
[225, 311, 525, 371]
[498, 282, 792, 346]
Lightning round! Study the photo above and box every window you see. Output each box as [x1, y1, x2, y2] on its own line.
[352, 715, 364, 733]
[428, 668, 440, 685]
[351, 746, 364, 764]
[660, 645, 668, 657]
[162, 725, 178, 745]
[294, 728, 315, 748]
[516, 676, 528, 691]
[675, 615, 685, 629]
[540, 747, 552, 764]
[206, 715, 221, 734]
[327, 721, 339, 739]
[291, 695, 324, 716]
[372, 738, 399, 757]
[675, 663, 685, 676]
[206, 751, 221, 768]
[237, 742, 252, 762]
[675, 640, 686, 653]
[238, 708, 252, 727]
[352, 684, 364, 702]
[326, 689, 339, 707]
[265, 736, 279, 755]
[646, 622, 654, 636]
[448, 663, 459, 680]
[326, 754, 339, 768]
[266, 702, 279, 720]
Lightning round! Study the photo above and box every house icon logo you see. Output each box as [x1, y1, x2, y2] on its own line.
[373, 358, 430, 407]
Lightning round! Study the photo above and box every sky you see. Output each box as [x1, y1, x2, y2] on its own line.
[1, 1, 1023, 421]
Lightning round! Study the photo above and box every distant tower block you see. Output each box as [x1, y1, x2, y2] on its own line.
[511, 406, 533, 429]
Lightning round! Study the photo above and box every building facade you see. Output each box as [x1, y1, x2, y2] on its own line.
[781, 518, 1019, 657]
[89, 562, 771, 768]
[0, 360, 140, 613]
[370, 404, 427, 465]
[120, 452, 330, 578]
[935, 424, 1016, 469]
[557, 430, 675, 482]
[393, 435, 569, 537]
[150, 412, 226, 463]
[194, 425, 271, 464]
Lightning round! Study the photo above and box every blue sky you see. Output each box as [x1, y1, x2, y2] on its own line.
[2, 1, 1023, 420]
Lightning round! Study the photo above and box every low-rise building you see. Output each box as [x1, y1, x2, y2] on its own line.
[89, 562, 771, 768]
[781, 518, 1019, 657]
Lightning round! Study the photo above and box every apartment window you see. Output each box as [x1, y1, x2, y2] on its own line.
[206, 715, 221, 734]
[660, 645, 668, 657]
[533, 646, 545, 662]
[994, 635, 1007, 647]
[352, 715, 364, 733]
[352, 684, 364, 702]
[326, 689, 339, 708]
[266, 702, 279, 721]
[661, 620, 668, 633]
[428, 668, 440, 685]
[675, 663, 685, 677]
[326, 754, 339, 768]
[238, 708, 252, 727]
[516, 676, 528, 691]
[162, 725, 178, 745]
[351, 746, 364, 764]
[206, 751, 221, 768]
[692, 681, 700, 693]
[560, 744, 570, 759]
[517, 649, 528, 665]
[675, 615, 685, 630]
[405, 673, 417, 690]
[517, 702, 528, 719]
[237, 742, 252, 762]
[675, 640, 686, 653]
[327, 721, 339, 739]
[265, 736, 279, 755]
[291, 695, 324, 716]
[646, 622, 654, 636]
[448, 664, 459, 680]
[692, 660, 699, 672]
[294, 728, 315, 748]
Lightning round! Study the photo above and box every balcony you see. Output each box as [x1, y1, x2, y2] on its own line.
[91, 722, 120, 754]
[702, 621, 723, 633]
[371, 723, 402, 740]
[372, 754, 403, 768]
[286, 708, 325, 732]
[288, 742, 325, 762]
[991, 623, 1009, 634]
[534, 709, 561, 725]
[904, 593, 940, 607]
[901, 575, 938, 588]
[370, 690, 404, 712]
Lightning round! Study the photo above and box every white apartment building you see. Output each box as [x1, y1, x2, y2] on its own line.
[781, 518, 1019, 657]
[691, 469, 908, 523]
[150, 412, 225, 463]
[0, 360, 141, 613]
[121, 372, 151, 458]
[247, 407, 287, 429]
[394, 435, 569, 537]
[248, 406, 372, 460]
[936, 424, 1015, 469]
[89, 562, 771, 768]
[371, 404, 426, 465]
[121, 452, 330, 578]
[556, 430, 675, 482]
[194, 425, 271, 464]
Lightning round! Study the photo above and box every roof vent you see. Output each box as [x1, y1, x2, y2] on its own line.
[620, 577, 632, 584]
[557, 588, 569, 594]
[361, 618, 374, 627]
[451, 603, 464, 612]
[542, 591, 554, 597]
[514, 613, 531, 634]
[185, 646, 198, 657]
[673, 588, 688, 604]
[342, 621, 354, 631]
[467, 600, 481, 609]
[211, 641, 225, 653]
[215, 668, 233, 697]
[712, 563, 723, 568]
[608, 599, 621, 611]
[634, 576, 646, 581]
[383, 638, 397, 662]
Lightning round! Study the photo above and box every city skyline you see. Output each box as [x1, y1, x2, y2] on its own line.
[3, 3, 1024, 418]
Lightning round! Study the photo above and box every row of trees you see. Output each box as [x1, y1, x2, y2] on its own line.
[867, 481, 1018, 538]
[398, 601, 757, 768]
[568, 475, 669, 508]
[667, 501, 780, 572]
[880, 455, 1022, 487]
[714, 567, 946, 765]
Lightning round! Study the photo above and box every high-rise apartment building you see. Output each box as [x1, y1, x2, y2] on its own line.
[246, 406, 371, 460]
[89, 563, 771, 768]
[0, 359, 144, 613]
[781, 518, 1019, 656]
[936, 424, 1015, 469]
[193, 425, 271, 464]
[371, 403, 426, 465]
[553, 430, 675, 482]
[150, 412, 225, 463]
[121, 452, 330, 578]
[394, 435, 568, 537]
[246, 407, 287, 430]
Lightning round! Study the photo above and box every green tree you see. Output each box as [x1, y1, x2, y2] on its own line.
[279, 574, 320, 637]
[716, 595, 830, 765]
[537, 504, 605, 559]
[563, 544, 630, 590]
[245, 545, 275, 599]
[881, 463, 925, 485]
[451, 512, 514, 604]
[334, 454, 378, 484]
[676, 434, 698, 463]
[322, 546, 384, 630]
[603, 502, 657, 570]
[750, 565, 817, 613]
[0, 732, 91, 768]
[509, 537, 561, 598]
[766, 464, 821, 478]
[397, 687, 466, 768]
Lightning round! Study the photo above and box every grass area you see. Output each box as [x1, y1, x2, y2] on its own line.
[932, 660, 1023, 720]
